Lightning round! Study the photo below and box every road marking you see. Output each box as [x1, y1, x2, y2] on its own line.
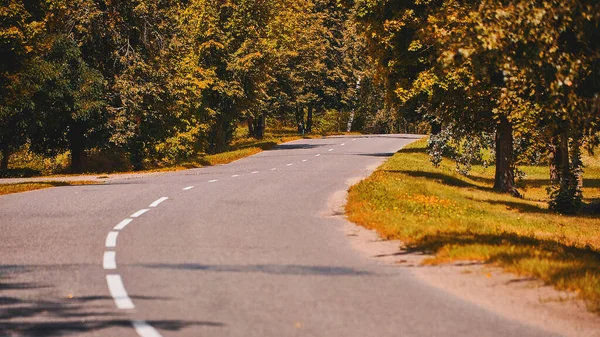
[106, 275, 135, 309]
[287, 163, 293, 166]
[149, 197, 168, 208]
[328, 149, 334, 152]
[341, 143, 345, 146]
[105, 232, 119, 248]
[133, 321, 163, 337]
[183, 186, 194, 191]
[315, 154, 321, 157]
[208, 179, 218, 183]
[231, 175, 240, 178]
[302, 159, 307, 162]
[271, 168, 277, 171]
[103, 251, 117, 270]
[352, 138, 357, 141]
[114, 219, 133, 230]
[252, 171, 259, 174]
[131, 209, 150, 218]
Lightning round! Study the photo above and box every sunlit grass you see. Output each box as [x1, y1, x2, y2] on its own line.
[3, 126, 346, 177]
[0, 181, 99, 196]
[346, 138, 600, 312]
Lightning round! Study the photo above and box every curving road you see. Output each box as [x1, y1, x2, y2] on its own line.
[0, 135, 558, 337]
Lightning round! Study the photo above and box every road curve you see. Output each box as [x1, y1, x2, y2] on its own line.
[0, 135, 558, 337]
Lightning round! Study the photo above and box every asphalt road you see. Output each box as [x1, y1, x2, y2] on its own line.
[0, 135, 558, 337]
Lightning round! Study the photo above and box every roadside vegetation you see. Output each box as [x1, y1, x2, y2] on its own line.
[2, 126, 332, 178]
[347, 138, 600, 313]
[355, 0, 600, 214]
[0, 181, 98, 196]
[2, 0, 420, 177]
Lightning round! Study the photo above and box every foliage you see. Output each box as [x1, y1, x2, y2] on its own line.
[354, 0, 600, 212]
[347, 138, 600, 312]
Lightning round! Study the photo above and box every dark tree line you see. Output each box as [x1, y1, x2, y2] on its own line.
[0, 0, 384, 173]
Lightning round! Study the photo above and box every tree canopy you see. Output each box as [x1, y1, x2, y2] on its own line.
[353, 0, 600, 213]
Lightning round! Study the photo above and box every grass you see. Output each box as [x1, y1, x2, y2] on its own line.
[0, 181, 99, 196]
[346, 138, 600, 313]
[2, 126, 344, 178]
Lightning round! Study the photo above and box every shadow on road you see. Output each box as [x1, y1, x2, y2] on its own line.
[356, 152, 395, 158]
[271, 143, 331, 150]
[0, 265, 224, 336]
[140, 263, 374, 276]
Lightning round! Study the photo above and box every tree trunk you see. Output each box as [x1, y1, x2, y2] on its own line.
[548, 136, 560, 183]
[68, 123, 85, 174]
[346, 110, 355, 132]
[305, 104, 313, 134]
[210, 123, 227, 154]
[1, 142, 9, 173]
[247, 116, 255, 137]
[494, 116, 521, 197]
[255, 113, 266, 139]
[296, 106, 304, 134]
[70, 143, 83, 174]
[430, 121, 442, 135]
[558, 129, 571, 190]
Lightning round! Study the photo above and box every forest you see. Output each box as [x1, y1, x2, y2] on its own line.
[0, 0, 394, 173]
[1, 0, 599, 214]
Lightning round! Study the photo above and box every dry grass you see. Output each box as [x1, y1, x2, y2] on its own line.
[0, 181, 99, 196]
[346, 138, 600, 313]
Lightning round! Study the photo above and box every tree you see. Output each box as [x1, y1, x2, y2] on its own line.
[27, 35, 106, 173]
[0, 0, 37, 172]
[353, 0, 600, 211]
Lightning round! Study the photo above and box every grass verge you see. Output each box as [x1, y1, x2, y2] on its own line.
[3, 127, 346, 177]
[0, 181, 99, 196]
[346, 137, 600, 313]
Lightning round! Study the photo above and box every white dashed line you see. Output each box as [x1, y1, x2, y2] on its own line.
[328, 149, 334, 152]
[183, 186, 194, 191]
[133, 321, 163, 337]
[352, 138, 357, 141]
[341, 143, 346, 146]
[103, 251, 117, 270]
[271, 168, 277, 171]
[106, 275, 135, 309]
[131, 209, 150, 218]
[315, 154, 321, 157]
[114, 219, 133, 230]
[208, 179, 218, 183]
[149, 197, 168, 208]
[232, 175, 240, 178]
[302, 160, 307, 162]
[287, 163, 293, 166]
[252, 171, 259, 174]
[105, 232, 119, 248]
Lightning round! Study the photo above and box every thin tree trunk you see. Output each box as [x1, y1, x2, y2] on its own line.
[494, 116, 521, 197]
[296, 106, 304, 134]
[306, 104, 313, 134]
[548, 136, 560, 183]
[247, 116, 255, 137]
[346, 110, 355, 132]
[1, 142, 9, 173]
[256, 112, 266, 139]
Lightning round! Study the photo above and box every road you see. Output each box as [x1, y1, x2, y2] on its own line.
[0, 135, 557, 337]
